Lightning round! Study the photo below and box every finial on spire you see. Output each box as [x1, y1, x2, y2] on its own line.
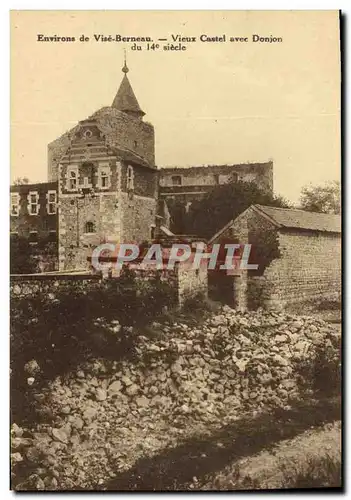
[122, 49, 129, 74]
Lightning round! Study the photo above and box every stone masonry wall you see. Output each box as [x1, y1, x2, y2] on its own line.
[158, 162, 273, 215]
[159, 162, 273, 193]
[10, 274, 102, 300]
[260, 230, 341, 310]
[48, 106, 155, 182]
[90, 107, 155, 168]
[10, 260, 207, 308]
[177, 260, 208, 306]
[212, 208, 341, 311]
[58, 193, 121, 271]
[121, 193, 157, 243]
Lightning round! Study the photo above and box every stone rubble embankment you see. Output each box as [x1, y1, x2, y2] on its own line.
[11, 306, 340, 490]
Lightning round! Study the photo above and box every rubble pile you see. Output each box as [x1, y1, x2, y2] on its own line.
[11, 306, 340, 490]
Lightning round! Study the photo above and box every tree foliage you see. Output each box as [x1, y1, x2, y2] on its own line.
[13, 177, 30, 186]
[300, 181, 341, 215]
[182, 181, 290, 240]
[10, 236, 37, 274]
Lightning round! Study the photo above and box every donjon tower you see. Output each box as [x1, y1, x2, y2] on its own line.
[47, 59, 158, 271]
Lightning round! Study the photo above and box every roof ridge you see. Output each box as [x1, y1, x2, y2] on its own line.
[255, 204, 340, 216]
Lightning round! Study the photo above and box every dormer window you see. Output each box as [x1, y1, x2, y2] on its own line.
[10, 193, 20, 216]
[127, 165, 134, 191]
[27, 191, 40, 215]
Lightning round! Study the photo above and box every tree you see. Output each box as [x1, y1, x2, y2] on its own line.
[299, 180, 341, 215]
[13, 177, 30, 186]
[185, 181, 290, 240]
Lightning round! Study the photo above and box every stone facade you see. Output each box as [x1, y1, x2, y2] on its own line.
[10, 182, 58, 240]
[210, 204, 341, 310]
[48, 107, 155, 183]
[177, 259, 208, 306]
[10, 181, 59, 271]
[159, 161, 273, 210]
[57, 120, 158, 270]
[51, 66, 158, 271]
[11, 62, 277, 278]
[260, 230, 341, 309]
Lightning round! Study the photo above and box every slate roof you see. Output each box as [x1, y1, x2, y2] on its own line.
[254, 205, 341, 233]
[112, 74, 145, 117]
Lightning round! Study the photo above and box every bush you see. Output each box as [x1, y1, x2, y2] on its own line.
[294, 338, 341, 398]
[279, 454, 341, 488]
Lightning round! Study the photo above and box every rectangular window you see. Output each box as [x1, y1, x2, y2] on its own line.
[10, 193, 20, 216]
[127, 165, 134, 191]
[48, 230, 57, 242]
[66, 166, 79, 191]
[47, 190, 57, 214]
[27, 191, 39, 215]
[29, 231, 38, 244]
[97, 163, 111, 190]
[101, 171, 108, 188]
[171, 175, 182, 186]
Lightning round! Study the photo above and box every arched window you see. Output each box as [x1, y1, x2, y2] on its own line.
[85, 221, 95, 234]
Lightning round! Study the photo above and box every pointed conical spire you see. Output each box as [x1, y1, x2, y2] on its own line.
[112, 53, 145, 119]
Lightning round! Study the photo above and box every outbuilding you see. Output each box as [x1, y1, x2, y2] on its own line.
[209, 204, 341, 310]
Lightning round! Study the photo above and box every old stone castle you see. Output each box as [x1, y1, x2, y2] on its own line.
[10, 60, 273, 272]
[10, 59, 341, 311]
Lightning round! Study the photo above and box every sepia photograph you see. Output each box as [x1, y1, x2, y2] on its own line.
[10, 10, 342, 491]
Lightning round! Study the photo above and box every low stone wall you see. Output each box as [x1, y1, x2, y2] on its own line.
[10, 258, 208, 307]
[10, 274, 102, 300]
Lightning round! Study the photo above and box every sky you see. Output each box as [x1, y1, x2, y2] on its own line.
[10, 10, 341, 203]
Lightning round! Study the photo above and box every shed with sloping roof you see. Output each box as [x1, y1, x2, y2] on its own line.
[209, 204, 341, 310]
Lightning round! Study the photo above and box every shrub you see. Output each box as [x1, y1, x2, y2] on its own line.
[294, 338, 341, 398]
[279, 454, 341, 488]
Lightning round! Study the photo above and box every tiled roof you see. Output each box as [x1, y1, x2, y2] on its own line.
[254, 205, 341, 233]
